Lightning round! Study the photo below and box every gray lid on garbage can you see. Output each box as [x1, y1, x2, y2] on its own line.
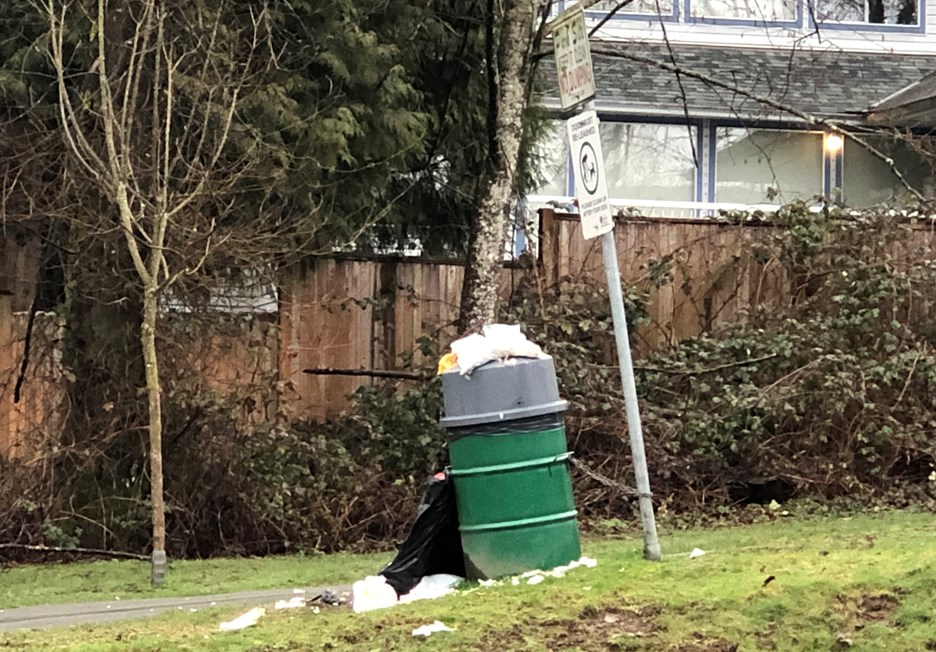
[439, 356, 568, 429]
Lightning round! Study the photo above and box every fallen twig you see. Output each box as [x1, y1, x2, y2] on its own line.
[0, 543, 148, 560]
[302, 367, 430, 381]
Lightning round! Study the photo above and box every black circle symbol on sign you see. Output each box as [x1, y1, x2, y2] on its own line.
[579, 142, 599, 195]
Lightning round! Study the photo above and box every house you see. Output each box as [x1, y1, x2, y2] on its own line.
[532, 0, 936, 215]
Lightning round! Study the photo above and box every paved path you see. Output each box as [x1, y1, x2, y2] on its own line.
[0, 585, 352, 633]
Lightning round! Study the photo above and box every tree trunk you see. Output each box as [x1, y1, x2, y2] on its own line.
[459, 0, 539, 332]
[141, 284, 167, 585]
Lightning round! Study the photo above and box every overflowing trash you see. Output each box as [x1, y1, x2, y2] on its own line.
[350, 469, 467, 613]
[347, 325, 592, 616]
[440, 324, 547, 375]
[412, 620, 455, 637]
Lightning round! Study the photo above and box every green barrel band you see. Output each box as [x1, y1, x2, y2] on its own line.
[448, 452, 573, 478]
[458, 509, 579, 533]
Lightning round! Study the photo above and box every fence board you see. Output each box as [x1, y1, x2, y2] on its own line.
[0, 311, 65, 458]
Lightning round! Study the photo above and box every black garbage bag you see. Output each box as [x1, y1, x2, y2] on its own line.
[379, 470, 465, 596]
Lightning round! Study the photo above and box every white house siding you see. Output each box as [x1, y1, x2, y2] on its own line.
[564, 0, 936, 55]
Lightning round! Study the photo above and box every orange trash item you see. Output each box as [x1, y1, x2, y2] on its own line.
[437, 352, 458, 375]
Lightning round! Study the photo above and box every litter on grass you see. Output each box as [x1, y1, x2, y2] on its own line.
[378, 471, 465, 596]
[352, 576, 399, 613]
[412, 620, 455, 637]
[689, 548, 706, 559]
[398, 574, 462, 604]
[310, 590, 346, 606]
[219, 607, 265, 631]
[352, 574, 463, 613]
[274, 596, 307, 610]
[479, 556, 598, 590]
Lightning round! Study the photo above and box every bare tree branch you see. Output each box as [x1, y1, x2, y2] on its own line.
[0, 542, 148, 560]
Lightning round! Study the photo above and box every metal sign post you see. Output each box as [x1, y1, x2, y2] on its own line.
[598, 225, 662, 562]
[552, 4, 661, 561]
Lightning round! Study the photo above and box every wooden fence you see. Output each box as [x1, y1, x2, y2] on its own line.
[6, 210, 936, 453]
[279, 257, 523, 419]
[0, 310, 66, 459]
[275, 211, 792, 418]
[540, 210, 792, 352]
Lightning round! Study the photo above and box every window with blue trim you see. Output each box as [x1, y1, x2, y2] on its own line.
[813, 0, 919, 25]
[842, 135, 931, 206]
[532, 119, 934, 210]
[532, 120, 699, 202]
[691, 0, 797, 21]
[591, 0, 677, 16]
[601, 122, 699, 201]
[584, 0, 924, 28]
[533, 123, 570, 196]
[714, 128, 822, 204]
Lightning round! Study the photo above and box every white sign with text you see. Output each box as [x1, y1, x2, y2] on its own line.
[552, 5, 596, 110]
[566, 110, 613, 240]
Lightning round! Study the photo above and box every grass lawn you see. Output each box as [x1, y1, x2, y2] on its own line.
[2, 509, 936, 651]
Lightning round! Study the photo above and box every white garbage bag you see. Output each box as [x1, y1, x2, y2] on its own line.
[351, 575, 399, 613]
[398, 574, 463, 604]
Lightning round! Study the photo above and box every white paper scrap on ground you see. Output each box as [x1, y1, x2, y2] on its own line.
[399, 574, 463, 604]
[541, 556, 598, 579]
[352, 576, 398, 613]
[412, 620, 455, 637]
[219, 607, 265, 631]
[689, 548, 706, 559]
[275, 596, 307, 610]
[503, 556, 597, 586]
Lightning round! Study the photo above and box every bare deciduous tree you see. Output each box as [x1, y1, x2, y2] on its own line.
[47, 0, 263, 584]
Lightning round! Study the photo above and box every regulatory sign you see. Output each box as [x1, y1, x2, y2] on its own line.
[566, 110, 613, 240]
[551, 5, 595, 110]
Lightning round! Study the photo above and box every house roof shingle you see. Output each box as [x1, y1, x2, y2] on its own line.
[539, 42, 936, 123]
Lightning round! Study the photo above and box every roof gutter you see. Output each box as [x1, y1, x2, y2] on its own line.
[537, 97, 867, 126]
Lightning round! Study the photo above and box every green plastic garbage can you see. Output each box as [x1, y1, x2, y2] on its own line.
[440, 357, 581, 580]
